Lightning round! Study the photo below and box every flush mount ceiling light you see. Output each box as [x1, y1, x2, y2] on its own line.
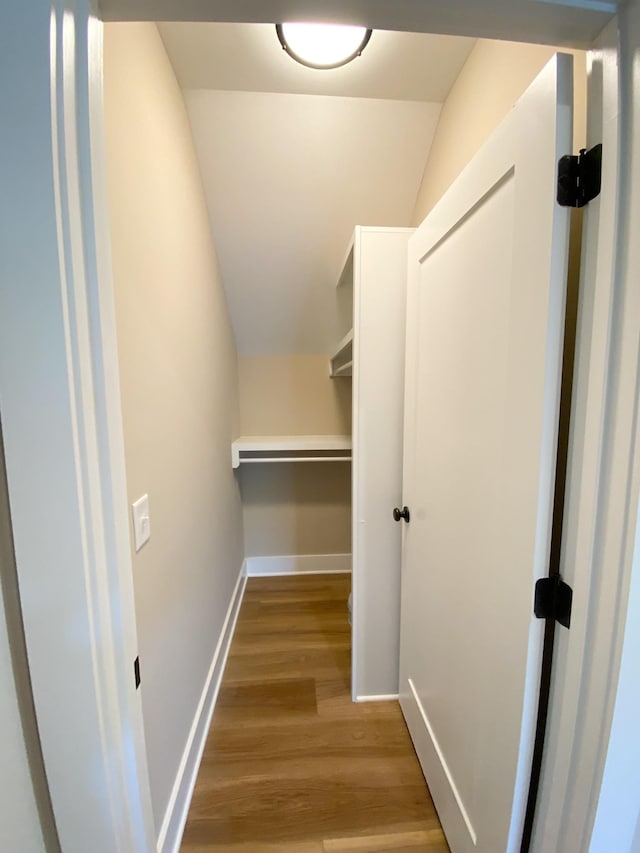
[276, 22, 372, 70]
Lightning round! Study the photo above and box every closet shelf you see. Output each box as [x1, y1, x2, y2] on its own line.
[332, 360, 353, 377]
[329, 329, 353, 377]
[337, 240, 354, 289]
[232, 435, 352, 468]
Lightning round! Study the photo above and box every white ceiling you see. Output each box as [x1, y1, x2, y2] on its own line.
[159, 24, 474, 354]
[158, 24, 476, 102]
[186, 90, 440, 353]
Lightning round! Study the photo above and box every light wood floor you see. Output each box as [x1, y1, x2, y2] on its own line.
[181, 573, 448, 852]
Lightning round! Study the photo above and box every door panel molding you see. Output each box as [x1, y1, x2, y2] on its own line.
[405, 679, 477, 845]
[399, 53, 573, 853]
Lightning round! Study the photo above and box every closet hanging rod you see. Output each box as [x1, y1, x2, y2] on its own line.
[237, 456, 352, 465]
[232, 435, 352, 468]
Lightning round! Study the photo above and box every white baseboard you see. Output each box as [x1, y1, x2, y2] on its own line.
[356, 693, 400, 703]
[157, 560, 247, 853]
[246, 553, 351, 577]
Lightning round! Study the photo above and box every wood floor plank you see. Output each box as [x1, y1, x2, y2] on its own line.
[182, 792, 437, 845]
[230, 635, 351, 656]
[198, 716, 420, 764]
[181, 573, 449, 852]
[223, 647, 351, 683]
[213, 678, 318, 726]
[182, 841, 324, 853]
[188, 756, 429, 808]
[323, 828, 447, 851]
[315, 680, 402, 720]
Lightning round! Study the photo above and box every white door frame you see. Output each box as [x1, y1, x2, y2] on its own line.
[534, 7, 640, 850]
[0, 1, 156, 850]
[1, 1, 639, 851]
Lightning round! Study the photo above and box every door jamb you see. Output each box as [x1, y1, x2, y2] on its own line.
[533, 8, 640, 850]
[0, 2, 156, 850]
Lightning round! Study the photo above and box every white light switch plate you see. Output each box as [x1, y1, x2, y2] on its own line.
[131, 494, 151, 552]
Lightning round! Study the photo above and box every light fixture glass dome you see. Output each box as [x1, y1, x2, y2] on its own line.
[276, 22, 372, 70]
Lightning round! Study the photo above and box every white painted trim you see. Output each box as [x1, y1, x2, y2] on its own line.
[351, 227, 413, 703]
[0, 3, 155, 850]
[407, 679, 477, 845]
[532, 9, 640, 851]
[246, 554, 351, 577]
[157, 561, 247, 853]
[355, 694, 399, 703]
[350, 226, 363, 703]
[400, 684, 478, 850]
[87, 12, 158, 847]
[590, 506, 640, 851]
[588, 8, 640, 848]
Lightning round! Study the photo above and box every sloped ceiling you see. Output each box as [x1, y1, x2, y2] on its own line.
[159, 24, 475, 354]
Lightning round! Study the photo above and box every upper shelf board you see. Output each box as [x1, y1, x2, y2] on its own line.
[329, 329, 354, 377]
[232, 434, 352, 468]
[336, 239, 354, 290]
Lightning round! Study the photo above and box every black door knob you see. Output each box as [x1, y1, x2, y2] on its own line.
[393, 506, 410, 523]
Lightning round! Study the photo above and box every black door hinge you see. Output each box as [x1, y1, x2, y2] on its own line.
[557, 144, 602, 208]
[534, 575, 573, 629]
[134, 656, 141, 689]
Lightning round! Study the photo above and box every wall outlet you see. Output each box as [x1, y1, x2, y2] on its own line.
[131, 494, 151, 552]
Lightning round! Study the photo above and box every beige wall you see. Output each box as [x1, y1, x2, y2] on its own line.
[238, 355, 351, 557]
[239, 354, 351, 435]
[104, 23, 244, 833]
[412, 40, 587, 223]
[240, 463, 351, 557]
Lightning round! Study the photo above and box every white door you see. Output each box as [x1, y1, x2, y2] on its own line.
[399, 54, 573, 853]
